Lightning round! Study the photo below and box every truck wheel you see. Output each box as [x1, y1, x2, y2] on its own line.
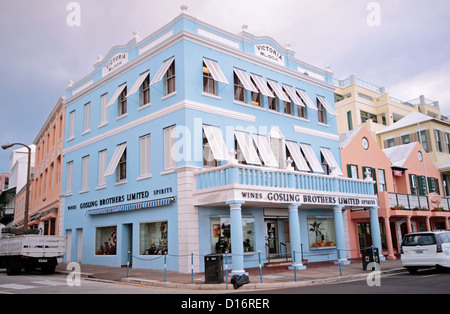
[6, 264, 22, 276]
[6, 257, 22, 276]
[41, 263, 56, 274]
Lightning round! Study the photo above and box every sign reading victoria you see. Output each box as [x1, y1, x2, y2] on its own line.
[254, 44, 285, 66]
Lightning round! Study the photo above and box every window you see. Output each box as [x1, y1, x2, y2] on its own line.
[117, 148, 127, 181]
[95, 226, 117, 255]
[69, 110, 75, 139]
[100, 93, 108, 125]
[283, 89, 292, 115]
[308, 217, 336, 248]
[317, 98, 326, 123]
[320, 147, 343, 176]
[165, 60, 175, 95]
[83, 102, 90, 132]
[347, 164, 358, 179]
[378, 169, 386, 192]
[417, 130, 429, 152]
[401, 134, 410, 144]
[164, 125, 177, 170]
[233, 72, 246, 102]
[386, 138, 395, 148]
[81, 155, 90, 191]
[119, 86, 127, 116]
[347, 111, 353, 130]
[139, 134, 151, 177]
[297, 102, 307, 119]
[141, 75, 150, 106]
[446, 133, 450, 152]
[104, 143, 127, 179]
[98, 150, 107, 187]
[363, 166, 378, 193]
[203, 62, 216, 95]
[435, 129, 443, 152]
[268, 84, 278, 111]
[409, 174, 427, 196]
[139, 221, 168, 255]
[235, 131, 261, 165]
[210, 217, 255, 253]
[66, 161, 73, 194]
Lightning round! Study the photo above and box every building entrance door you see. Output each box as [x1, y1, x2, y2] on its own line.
[265, 220, 277, 256]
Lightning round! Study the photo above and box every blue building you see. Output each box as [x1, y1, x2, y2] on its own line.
[61, 11, 378, 274]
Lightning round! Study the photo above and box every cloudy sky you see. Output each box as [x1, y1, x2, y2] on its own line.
[0, 0, 449, 174]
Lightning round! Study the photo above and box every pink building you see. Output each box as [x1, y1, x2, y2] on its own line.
[340, 126, 450, 260]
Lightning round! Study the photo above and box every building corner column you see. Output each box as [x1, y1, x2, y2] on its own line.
[369, 206, 385, 261]
[332, 206, 350, 265]
[384, 217, 396, 260]
[226, 200, 246, 275]
[287, 203, 306, 270]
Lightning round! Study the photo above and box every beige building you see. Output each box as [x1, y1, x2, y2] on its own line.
[377, 111, 450, 196]
[333, 74, 450, 196]
[334, 75, 443, 140]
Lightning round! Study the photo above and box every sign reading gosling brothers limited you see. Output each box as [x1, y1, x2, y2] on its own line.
[254, 44, 285, 66]
[241, 191, 377, 207]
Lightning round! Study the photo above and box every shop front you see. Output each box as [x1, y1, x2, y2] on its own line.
[194, 161, 379, 273]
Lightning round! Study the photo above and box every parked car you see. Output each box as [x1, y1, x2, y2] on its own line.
[401, 231, 450, 274]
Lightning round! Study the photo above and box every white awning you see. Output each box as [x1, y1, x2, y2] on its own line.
[203, 58, 229, 84]
[296, 89, 317, 110]
[267, 80, 290, 102]
[233, 68, 258, 93]
[253, 134, 278, 168]
[299, 143, 324, 173]
[283, 85, 304, 107]
[106, 83, 127, 107]
[320, 147, 343, 176]
[203, 125, 229, 161]
[150, 57, 175, 85]
[285, 141, 310, 172]
[317, 95, 337, 115]
[103, 143, 127, 176]
[126, 71, 149, 97]
[250, 74, 274, 97]
[235, 131, 261, 165]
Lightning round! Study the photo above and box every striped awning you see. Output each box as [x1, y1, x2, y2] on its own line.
[86, 197, 175, 216]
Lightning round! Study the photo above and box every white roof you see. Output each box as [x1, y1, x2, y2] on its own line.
[339, 126, 363, 149]
[376, 112, 434, 134]
[383, 142, 417, 168]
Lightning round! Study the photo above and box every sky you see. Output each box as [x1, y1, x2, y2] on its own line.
[0, 0, 449, 174]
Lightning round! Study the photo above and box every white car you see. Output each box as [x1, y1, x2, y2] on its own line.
[401, 231, 450, 274]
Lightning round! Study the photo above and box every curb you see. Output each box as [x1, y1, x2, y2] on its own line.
[121, 267, 408, 290]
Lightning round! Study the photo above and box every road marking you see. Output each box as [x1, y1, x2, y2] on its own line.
[0, 283, 36, 290]
[31, 280, 67, 286]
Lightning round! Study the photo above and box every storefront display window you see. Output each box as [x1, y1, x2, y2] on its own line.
[95, 226, 117, 255]
[211, 217, 255, 253]
[139, 221, 168, 255]
[308, 218, 336, 248]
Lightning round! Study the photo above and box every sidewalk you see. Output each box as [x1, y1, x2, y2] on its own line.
[56, 258, 406, 291]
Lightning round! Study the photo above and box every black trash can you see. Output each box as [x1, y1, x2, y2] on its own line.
[361, 247, 380, 270]
[204, 254, 224, 283]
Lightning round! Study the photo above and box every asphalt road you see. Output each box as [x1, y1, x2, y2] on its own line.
[245, 267, 450, 294]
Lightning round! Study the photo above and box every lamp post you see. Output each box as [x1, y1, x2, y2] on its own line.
[2, 143, 31, 229]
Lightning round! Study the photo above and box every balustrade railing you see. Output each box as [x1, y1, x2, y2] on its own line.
[196, 163, 375, 196]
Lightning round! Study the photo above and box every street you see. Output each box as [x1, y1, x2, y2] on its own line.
[245, 267, 450, 294]
[1, 267, 450, 295]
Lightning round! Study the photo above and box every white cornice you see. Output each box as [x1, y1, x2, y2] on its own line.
[66, 23, 335, 106]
